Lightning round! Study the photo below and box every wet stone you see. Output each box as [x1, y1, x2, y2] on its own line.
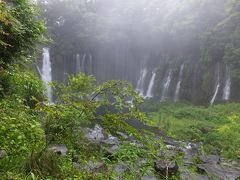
[197, 163, 240, 180]
[199, 154, 220, 164]
[141, 176, 157, 180]
[116, 131, 129, 140]
[154, 160, 178, 176]
[114, 163, 128, 174]
[85, 124, 105, 144]
[85, 161, 107, 173]
[102, 135, 120, 145]
[47, 144, 68, 156]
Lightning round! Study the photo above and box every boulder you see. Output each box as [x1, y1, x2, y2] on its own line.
[85, 161, 107, 173]
[197, 163, 240, 180]
[154, 160, 178, 176]
[158, 150, 177, 159]
[102, 135, 120, 145]
[0, 150, 6, 158]
[141, 176, 157, 180]
[47, 144, 68, 156]
[199, 154, 220, 164]
[103, 145, 119, 160]
[116, 131, 129, 140]
[85, 124, 105, 144]
[114, 163, 129, 174]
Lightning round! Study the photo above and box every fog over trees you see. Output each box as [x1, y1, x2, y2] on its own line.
[38, 0, 240, 104]
[1, 0, 240, 179]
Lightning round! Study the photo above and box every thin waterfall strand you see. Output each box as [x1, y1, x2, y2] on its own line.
[145, 70, 156, 99]
[136, 68, 148, 97]
[222, 65, 231, 100]
[210, 64, 220, 105]
[161, 69, 172, 102]
[41, 48, 53, 103]
[174, 64, 184, 102]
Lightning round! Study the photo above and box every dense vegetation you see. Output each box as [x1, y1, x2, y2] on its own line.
[0, 1, 159, 179]
[1, 0, 240, 179]
[143, 101, 240, 159]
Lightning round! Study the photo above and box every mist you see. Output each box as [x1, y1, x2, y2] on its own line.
[38, 0, 239, 105]
[2, 0, 240, 178]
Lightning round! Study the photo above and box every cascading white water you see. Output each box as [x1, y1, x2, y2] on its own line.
[41, 48, 53, 103]
[136, 68, 148, 97]
[145, 70, 156, 99]
[174, 64, 184, 102]
[76, 54, 81, 73]
[210, 64, 220, 105]
[89, 54, 93, 75]
[222, 65, 231, 101]
[81, 53, 86, 73]
[161, 69, 172, 102]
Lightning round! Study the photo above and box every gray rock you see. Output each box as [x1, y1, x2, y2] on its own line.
[0, 150, 6, 158]
[72, 153, 78, 162]
[132, 140, 144, 148]
[72, 162, 82, 170]
[47, 144, 68, 156]
[232, 160, 238, 166]
[197, 163, 240, 180]
[180, 166, 209, 180]
[154, 160, 178, 176]
[114, 163, 128, 174]
[85, 161, 107, 173]
[199, 154, 220, 164]
[180, 173, 209, 180]
[138, 158, 148, 166]
[116, 131, 129, 140]
[102, 135, 120, 145]
[104, 145, 119, 158]
[183, 143, 200, 165]
[85, 124, 105, 144]
[158, 150, 177, 159]
[141, 176, 157, 180]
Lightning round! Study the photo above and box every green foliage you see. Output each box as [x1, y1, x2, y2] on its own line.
[0, 99, 45, 156]
[146, 102, 240, 159]
[37, 73, 145, 146]
[0, 0, 46, 67]
[7, 67, 45, 107]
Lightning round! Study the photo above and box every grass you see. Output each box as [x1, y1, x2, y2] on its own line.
[144, 102, 240, 159]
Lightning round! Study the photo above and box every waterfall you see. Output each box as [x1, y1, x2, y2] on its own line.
[136, 68, 148, 97]
[145, 70, 156, 99]
[210, 64, 220, 105]
[222, 65, 231, 100]
[161, 69, 172, 102]
[41, 48, 53, 103]
[174, 64, 184, 102]
[81, 53, 86, 73]
[89, 54, 93, 75]
[76, 54, 81, 73]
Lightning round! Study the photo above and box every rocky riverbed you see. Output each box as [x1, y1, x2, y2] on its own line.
[48, 124, 240, 179]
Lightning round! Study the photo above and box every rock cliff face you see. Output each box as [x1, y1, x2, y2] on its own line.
[47, 47, 239, 105]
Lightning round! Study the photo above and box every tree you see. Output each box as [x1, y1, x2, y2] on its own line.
[0, 0, 46, 67]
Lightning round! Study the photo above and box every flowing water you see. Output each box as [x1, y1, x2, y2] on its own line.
[145, 70, 156, 99]
[210, 64, 220, 105]
[161, 69, 172, 102]
[76, 54, 81, 73]
[88, 54, 93, 75]
[174, 64, 184, 102]
[136, 68, 148, 97]
[222, 65, 231, 100]
[41, 48, 53, 103]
